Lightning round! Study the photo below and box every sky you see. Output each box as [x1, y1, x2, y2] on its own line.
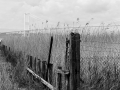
[0, 0, 120, 32]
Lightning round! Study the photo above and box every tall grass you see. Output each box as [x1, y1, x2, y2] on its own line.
[1, 26, 120, 89]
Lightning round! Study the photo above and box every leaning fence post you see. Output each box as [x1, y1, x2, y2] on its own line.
[69, 32, 80, 90]
[46, 36, 53, 81]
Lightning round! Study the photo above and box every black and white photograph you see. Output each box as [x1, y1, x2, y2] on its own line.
[0, 0, 120, 90]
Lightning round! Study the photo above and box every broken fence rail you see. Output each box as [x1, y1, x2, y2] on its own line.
[26, 67, 55, 90]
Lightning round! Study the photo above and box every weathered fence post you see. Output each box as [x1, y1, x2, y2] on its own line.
[65, 37, 70, 90]
[48, 63, 53, 84]
[26, 55, 31, 89]
[33, 57, 37, 81]
[9, 47, 10, 51]
[30, 56, 33, 69]
[38, 59, 41, 76]
[69, 32, 80, 90]
[29, 56, 33, 80]
[35, 58, 38, 74]
[2, 45, 5, 55]
[57, 66, 62, 90]
[42, 61, 47, 80]
[27, 55, 30, 77]
[4, 45, 7, 55]
[41, 61, 47, 89]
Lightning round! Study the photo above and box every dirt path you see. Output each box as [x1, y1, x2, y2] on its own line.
[0, 50, 26, 90]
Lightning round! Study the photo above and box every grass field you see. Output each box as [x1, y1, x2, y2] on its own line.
[1, 27, 120, 90]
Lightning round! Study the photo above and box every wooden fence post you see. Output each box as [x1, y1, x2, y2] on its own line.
[5, 46, 7, 50]
[41, 61, 47, 89]
[42, 61, 47, 80]
[34, 57, 37, 72]
[38, 59, 41, 76]
[9, 47, 10, 51]
[33, 57, 37, 81]
[2, 45, 5, 55]
[69, 32, 80, 90]
[57, 66, 62, 90]
[36, 58, 38, 74]
[48, 63, 53, 84]
[27, 55, 30, 77]
[30, 56, 33, 69]
[35, 59, 41, 83]
[29, 56, 33, 80]
[27, 55, 30, 71]
[26, 55, 31, 89]
[64, 37, 70, 90]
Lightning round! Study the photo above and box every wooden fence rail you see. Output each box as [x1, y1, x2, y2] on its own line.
[26, 67, 55, 90]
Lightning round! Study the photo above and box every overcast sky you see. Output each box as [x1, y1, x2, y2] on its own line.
[0, 0, 120, 32]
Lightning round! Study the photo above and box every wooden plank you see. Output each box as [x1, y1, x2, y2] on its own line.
[27, 67, 55, 90]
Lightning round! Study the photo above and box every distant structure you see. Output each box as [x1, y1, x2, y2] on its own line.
[24, 13, 30, 36]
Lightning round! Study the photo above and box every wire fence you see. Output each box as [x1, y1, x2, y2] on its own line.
[1, 24, 120, 59]
[1, 24, 120, 35]
[80, 32, 120, 66]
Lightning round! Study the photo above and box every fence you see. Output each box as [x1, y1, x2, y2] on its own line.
[1, 32, 81, 90]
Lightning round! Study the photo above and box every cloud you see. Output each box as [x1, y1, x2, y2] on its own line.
[77, 0, 112, 13]
[0, 0, 120, 32]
